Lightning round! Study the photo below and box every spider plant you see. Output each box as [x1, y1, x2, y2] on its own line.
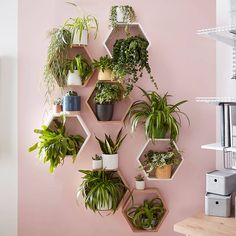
[93, 55, 114, 72]
[95, 128, 126, 154]
[126, 198, 166, 230]
[28, 118, 85, 173]
[44, 28, 72, 101]
[78, 170, 127, 213]
[64, 15, 98, 43]
[126, 87, 189, 141]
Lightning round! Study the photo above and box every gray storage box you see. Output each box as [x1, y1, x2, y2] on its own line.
[205, 193, 231, 217]
[206, 169, 236, 195]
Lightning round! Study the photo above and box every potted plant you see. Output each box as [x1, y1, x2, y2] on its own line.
[95, 128, 126, 170]
[44, 28, 72, 99]
[78, 170, 127, 213]
[67, 54, 93, 86]
[62, 91, 81, 112]
[112, 36, 157, 95]
[143, 149, 181, 179]
[94, 82, 122, 121]
[28, 119, 85, 173]
[109, 5, 136, 29]
[126, 198, 166, 230]
[53, 98, 62, 113]
[135, 174, 145, 190]
[93, 55, 114, 81]
[92, 154, 102, 170]
[126, 87, 189, 141]
[64, 15, 98, 45]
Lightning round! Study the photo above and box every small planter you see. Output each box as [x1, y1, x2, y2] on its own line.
[53, 104, 62, 114]
[92, 159, 102, 170]
[72, 29, 88, 45]
[155, 165, 172, 179]
[67, 70, 82, 86]
[63, 95, 81, 112]
[102, 153, 118, 170]
[98, 69, 113, 81]
[116, 6, 125, 22]
[96, 103, 113, 121]
[135, 180, 145, 190]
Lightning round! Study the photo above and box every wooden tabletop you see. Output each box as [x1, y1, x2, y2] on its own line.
[174, 214, 236, 236]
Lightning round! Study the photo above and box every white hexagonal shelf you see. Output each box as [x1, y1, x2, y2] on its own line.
[137, 139, 183, 181]
[103, 22, 151, 57]
[46, 113, 91, 158]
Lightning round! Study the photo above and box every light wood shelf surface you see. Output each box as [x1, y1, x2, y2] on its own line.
[174, 214, 236, 236]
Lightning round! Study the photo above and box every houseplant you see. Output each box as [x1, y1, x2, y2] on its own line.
[92, 154, 102, 170]
[67, 54, 93, 86]
[63, 91, 81, 112]
[112, 36, 157, 95]
[53, 98, 62, 113]
[109, 5, 136, 32]
[44, 27, 72, 100]
[126, 198, 166, 230]
[93, 55, 114, 81]
[95, 128, 126, 170]
[135, 174, 145, 190]
[28, 119, 84, 173]
[126, 87, 189, 141]
[94, 82, 123, 121]
[64, 15, 98, 45]
[78, 170, 127, 213]
[143, 149, 180, 179]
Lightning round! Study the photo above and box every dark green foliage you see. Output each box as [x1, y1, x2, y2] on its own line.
[79, 170, 127, 213]
[93, 55, 114, 72]
[28, 118, 84, 173]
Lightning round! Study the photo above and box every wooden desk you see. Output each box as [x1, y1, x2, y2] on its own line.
[174, 214, 236, 236]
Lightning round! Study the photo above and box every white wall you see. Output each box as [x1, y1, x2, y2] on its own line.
[0, 0, 18, 235]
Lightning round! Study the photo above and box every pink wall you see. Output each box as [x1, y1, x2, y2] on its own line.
[18, 0, 216, 235]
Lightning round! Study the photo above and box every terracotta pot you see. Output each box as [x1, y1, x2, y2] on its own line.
[53, 104, 62, 114]
[98, 69, 112, 81]
[155, 165, 172, 179]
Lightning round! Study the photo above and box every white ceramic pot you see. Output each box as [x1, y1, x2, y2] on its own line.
[72, 29, 88, 45]
[116, 7, 124, 23]
[92, 159, 102, 170]
[98, 69, 112, 81]
[135, 180, 145, 190]
[67, 70, 82, 86]
[97, 197, 112, 211]
[102, 153, 118, 170]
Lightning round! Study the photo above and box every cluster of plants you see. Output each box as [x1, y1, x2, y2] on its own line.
[127, 198, 166, 230]
[28, 118, 85, 173]
[95, 128, 126, 154]
[126, 87, 189, 141]
[93, 55, 114, 72]
[78, 170, 127, 213]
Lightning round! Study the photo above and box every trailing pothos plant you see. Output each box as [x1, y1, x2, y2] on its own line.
[112, 36, 157, 96]
[94, 82, 123, 105]
[78, 170, 127, 213]
[95, 128, 127, 154]
[126, 87, 189, 141]
[126, 198, 166, 230]
[109, 5, 136, 34]
[28, 118, 85, 173]
[44, 28, 72, 101]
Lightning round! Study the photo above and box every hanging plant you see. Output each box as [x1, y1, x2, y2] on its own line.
[112, 36, 157, 96]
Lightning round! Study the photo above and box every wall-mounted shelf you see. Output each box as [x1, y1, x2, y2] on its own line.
[103, 22, 151, 57]
[196, 97, 236, 104]
[197, 25, 236, 47]
[122, 188, 168, 232]
[136, 139, 183, 181]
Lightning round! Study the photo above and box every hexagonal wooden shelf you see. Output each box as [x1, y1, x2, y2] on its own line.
[46, 113, 91, 158]
[104, 22, 151, 57]
[66, 45, 95, 87]
[86, 81, 132, 123]
[122, 188, 168, 232]
[77, 169, 130, 214]
[137, 139, 183, 181]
